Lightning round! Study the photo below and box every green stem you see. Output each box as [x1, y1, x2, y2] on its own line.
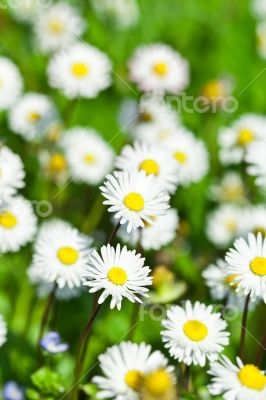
[239, 293, 251, 360]
[82, 192, 105, 234]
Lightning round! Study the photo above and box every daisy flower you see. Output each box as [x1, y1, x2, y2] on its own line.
[161, 301, 229, 366]
[206, 205, 242, 248]
[0, 57, 23, 111]
[209, 172, 246, 204]
[93, 341, 176, 400]
[0, 315, 7, 347]
[39, 150, 69, 185]
[132, 118, 181, 145]
[31, 219, 92, 290]
[164, 130, 209, 186]
[117, 208, 179, 251]
[47, 43, 112, 99]
[0, 146, 25, 207]
[116, 141, 179, 194]
[34, 2, 86, 53]
[9, 0, 44, 23]
[218, 114, 266, 165]
[8, 93, 58, 141]
[129, 43, 189, 94]
[0, 196, 37, 253]
[256, 22, 266, 59]
[92, 0, 139, 28]
[208, 355, 266, 400]
[252, 0, 266, 18]
[238, 205, 266, 237]
[2, 381, 25, 400]
[84, 243, 152, 310]
[225, 233, 266, 303]
[134, 95, 178, 128]
[100, 170, 170, 233]
[62, 127, 114, 185]
[246, 140, 266, 187]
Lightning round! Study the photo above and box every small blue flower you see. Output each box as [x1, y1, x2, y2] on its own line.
[3, 382, 24, 400]
[39, 331, 69, 354]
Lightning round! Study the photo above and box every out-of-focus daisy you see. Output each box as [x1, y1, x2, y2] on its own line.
[133, 118, 181, 145]
[39, 150, 69, 185]
[83, 243, 152, 310]
[93, 341, 176, 400]
[161, 301, 229, 366]
[100, 170, 170, 233]
[201, 77, 234, 107]
[0, 315, 7, 347]
[238, 205, 266, 237]
[0, 57, 23, 111]
[218, 114, 266, 165]
[206, 205, 242, 248]
[34, 2, 86, 53]
[48, 43, 112, 99]
[208, 355, 266, 400]
[0, 196, 37, 253]
[92, 0, 139, 28]
[117, 208, 179, 251]
[0, 146, 25, 207]
[129, 43, 189, 94]
[116, 141, 179, 194]
[2, 381, 25, 400]
[209, 172, 246, 204]
[246, 140, 266, 187]
[31, 219, 92, 289]
[252, 0, 266, 18]
[164, 130, 209, 186]
[9, 93, 58, 141]
[62, 127, 114, 185]
[9, 0, 44, 23]
[256, 22, 266, 58]
[225, 233, 266, 303]
[40, 332, 69, 354]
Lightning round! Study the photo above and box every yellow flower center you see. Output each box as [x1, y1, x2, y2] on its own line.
[225, 219, 237, 233]
[202, 80, 225, 99]
[144, 369, 172, 396]
[238, 365, 266, 391]
[174, 152, 187, 164]
[57, 246, 79, 265]
[152, 265, 175, 288]
[238, 128, 255, 146]
[139, 111, 153, 122]
[139, 159, 159, 176]
[254, 227, 266, 236]
[224, 186, 244, 201]
[225, 274, 239, 289]
[27, 111, 41, 123]
[108, 267, 128, 285]
[49, 153, 66, 173]
[71, 63, 89, 77]
[0, 211, 17, 229]
[83, 153, 96, 164]
[250, 257, 266, 276]
[124, 192, 144, 211]
[153, 62, 168, 76]
[49, 18, 64, 33]
[125, 370, 144, 390]
[183, 320, 208, 342]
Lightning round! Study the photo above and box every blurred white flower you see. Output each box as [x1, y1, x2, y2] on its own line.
[238, 205, 266, 237]
[161, 301, 229, 366]
[9, 93, 58, 141]
[62, 127, 114, 185]
[34, 2, 86, 53]
[209, 171, 246, 204]
[252, 0, 266, 19]
[0, 196, 37, 253]
[9, 0, 46, 23]
[129, 43, 190, 94]
[84, 243, 152, 310]
[48, 43, 112, 98]
[246, 140, 266, 187]
[0, 57, 23, 111]
[0, 315, 7, 348]
[256, 22, 266, 58]
[92, 0, 139, 28]
[38, 150, 69, 185]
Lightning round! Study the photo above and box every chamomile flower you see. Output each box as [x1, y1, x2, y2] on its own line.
[100, 170, 170, 233]
[93, 341, 175, 400]
[48, 43, 112, 99]
[31, 219, 92, 289]
[117, 208, 179, 251]
[225, 233, 266, 303]
[238, 205, 266, 237]
[133, 118, 181, 145]
[9, 93, 58, 141]
[83, 243, 152, 310]
[252, 0, 266, 19]
[0, 196, 37, 253]
[92, 0, 139, 28]
[218, 114, 266, 165]
[208, 355, 266, 400]
[116, 141, 179, 194]
[34, 2, 86, 53]
[62, 127, 114, 185]
[245, 140, 266, 187]
[164, 130, 209, 186]
[161, 301, 229, 366]
[129, 43, 189, 94]
[0, 57, 23, 111]
[206, 205, 242, 248]
[39, 150, 69, 185]
[202, 259, 237, 301]
[9, 0, 44, 23]
[135, 95, 178, 128]
[0, 315, 7, 347]
[0, 146, 25, 207]
[209, 172, 246, 204]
